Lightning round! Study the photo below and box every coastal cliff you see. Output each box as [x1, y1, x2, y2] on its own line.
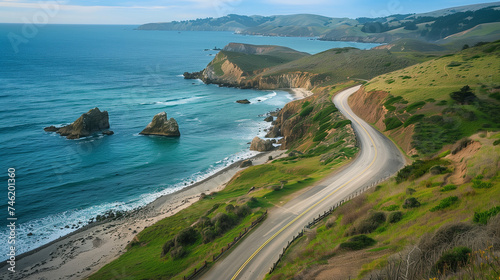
[185, 42, 423, 91]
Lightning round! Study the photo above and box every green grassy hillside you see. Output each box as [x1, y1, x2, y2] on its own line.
[266, 132, 500, 280]
[359, 40, 500, 156]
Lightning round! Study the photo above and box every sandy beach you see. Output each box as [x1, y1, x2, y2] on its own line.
[2, 88, 313, 280]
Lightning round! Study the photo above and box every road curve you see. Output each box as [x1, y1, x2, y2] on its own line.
[202, 85, 405, 280]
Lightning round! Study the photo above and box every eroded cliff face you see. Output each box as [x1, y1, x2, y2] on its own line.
[349, 86, 416, 154]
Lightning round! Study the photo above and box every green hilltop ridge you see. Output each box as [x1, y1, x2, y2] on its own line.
[138, 2, 500, 46]
[184, 42, 433, 90]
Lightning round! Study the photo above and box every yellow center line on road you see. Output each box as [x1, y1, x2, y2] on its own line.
[231, 88, 377, 280]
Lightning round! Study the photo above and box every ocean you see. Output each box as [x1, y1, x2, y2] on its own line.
[0, 24, 380, 255]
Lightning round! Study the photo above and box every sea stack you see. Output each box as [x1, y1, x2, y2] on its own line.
[140, 112, 180, 137]
[44, 107, 112, 139]
[249, 137, 273, 152]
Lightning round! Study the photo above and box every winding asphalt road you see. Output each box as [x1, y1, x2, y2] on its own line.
[202, 85, 405, 280]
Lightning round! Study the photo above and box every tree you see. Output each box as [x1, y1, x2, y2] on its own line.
[450, 86, 477, 105]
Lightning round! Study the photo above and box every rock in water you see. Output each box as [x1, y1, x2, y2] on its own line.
[250, 137, 273, 152]
[140, 112, 180, 137]
[44, 107, 112, 139]
[264, 116, 273, 122]
[236, 99, 251, 104]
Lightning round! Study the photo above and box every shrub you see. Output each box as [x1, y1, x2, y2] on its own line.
[313, 132, 328, 142]
[196, 216, 212, 229]
[332, 119, 351, 129]
[212, 213, 235, 233]
[430, 196, 458, 212]
[447, 61, 462, 67]
[301, 101, 311, 108]
[406, 188, 416, 195]
[384, 117, 403, 131]
[406, 101, 426, 112]
[175, 227, 199, 246]
[473, 206, 500, 225]
[299, 105, 314, 117]
[170, 246, 187, 259]
[354, 212, 386, 234]
[225, 204, 235, 213]
[161, 239, 175, 257]
[235, 204, 251, 217]
[440, 184, 457, 192]
[339, 235, 376, 250]
[436, 100, 448, 106]
[403, 114, 425, 127]
[312, 105, 337, 122]
[472, 176, 493, 189]
[403, 197, 421, 209]
[385, 79, 395, 84]
[432, 247, 471, 275]
[430, 165, 448, 175]
[201, 228, 217, 243]
[388, 211, 403, 223]
[450, 85, 477, 105]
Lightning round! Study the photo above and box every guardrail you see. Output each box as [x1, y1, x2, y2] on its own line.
[182, 210, 268, 280]
[268, 176, 390, 274]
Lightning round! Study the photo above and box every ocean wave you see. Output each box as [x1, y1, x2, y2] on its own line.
[248, 91, 277, 104]
[140, 96, 205, 106]
[0, 149, 259, 256]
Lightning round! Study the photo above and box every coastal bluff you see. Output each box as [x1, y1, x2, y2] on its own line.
[44, 107, 113, 139]
[140, 112, 180, 137]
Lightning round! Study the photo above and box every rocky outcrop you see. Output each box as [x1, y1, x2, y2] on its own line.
[250, 137, 273, 152]
[264, 116, 273, 122]
[44, 107, 112, 139]
[140, 112, 180, 137]
[240, 159, 253, 168]
[183, 71, 202, 79]
[236, 99, 251, 104]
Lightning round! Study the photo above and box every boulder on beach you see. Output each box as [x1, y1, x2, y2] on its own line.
[140, 112, 180, 137]
[236, 99, 251, 104]
[250, 137, 273, 152]
[240, 159, 253, 168]
[44, 107, 112, 139]
[264, 116, 273, 122]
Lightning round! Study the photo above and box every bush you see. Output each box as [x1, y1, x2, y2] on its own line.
[201, 228, 217, 243]
[354, 212, 386, 234]
[332, 119, 351, 129]
[299, 105, 314, 117]
[403, 197, 421, 209]
[161, 239, 175, 257]
[440, 184, 457, 192]
[196, 216, 212, 229]
[170, 246, 187, 259]
[436, 100, 448, 106]
[472, 176, 493, 189]
[450, 85, 477, 105]
[473, 206, 500, 225]
[432, 247, 471, 275]
[406, 188, 416, 195]
[225, 204, 235, 213]
[430, 165, 448, 175]
[339, 235, 376, 250]
[406, 101, 426, 112]
[384, 117, 403, 131]
[388, 211, 403, 223]
[403, 114, 425, 127]
[312, 105, 337, 122]
[235, 204, 251, 217]
[313, 132, 328, 142]
[302, 101, 311, 108]
[212, 213, 235, 234]
[175, 227, 199, 246]
[430, 196, 458, 212]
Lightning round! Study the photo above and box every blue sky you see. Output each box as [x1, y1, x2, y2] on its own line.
[0, 0, 496, 24]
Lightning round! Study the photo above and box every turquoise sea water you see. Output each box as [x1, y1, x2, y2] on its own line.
[0, 24, 379, 255]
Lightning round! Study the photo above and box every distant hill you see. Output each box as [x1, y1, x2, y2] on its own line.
[138, 2, 500, 45]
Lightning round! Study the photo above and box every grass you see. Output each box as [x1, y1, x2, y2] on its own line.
[265, 132, 500, 279]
